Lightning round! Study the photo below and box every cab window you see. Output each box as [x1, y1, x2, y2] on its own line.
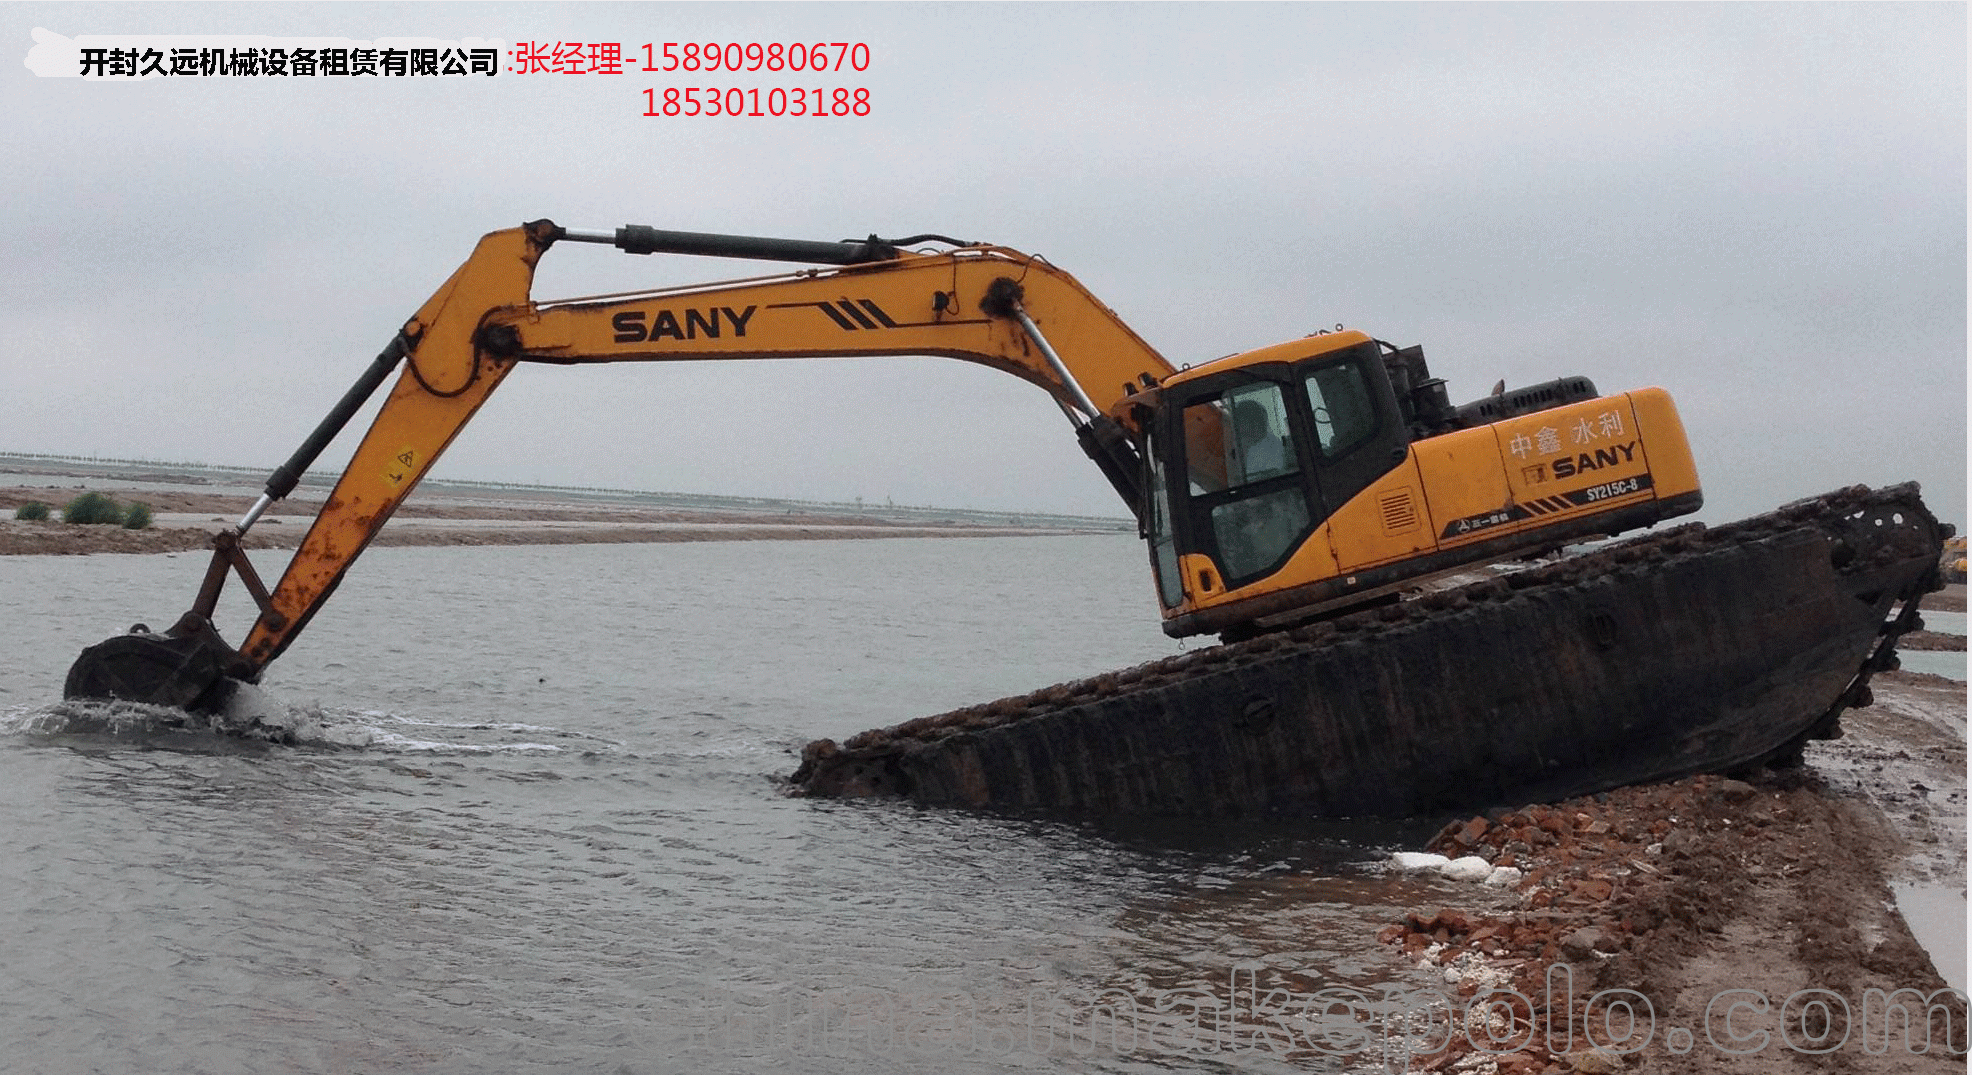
[1184, 381, 1298, 493]
[1305, 359, 1378, 458]
[1181, 382, 1311, 583]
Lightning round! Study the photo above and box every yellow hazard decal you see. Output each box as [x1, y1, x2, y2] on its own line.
[383, 447, 417, 486]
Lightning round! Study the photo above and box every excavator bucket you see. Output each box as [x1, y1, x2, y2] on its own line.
[64, 520, 273, 713]
[63, 614, 243, 713]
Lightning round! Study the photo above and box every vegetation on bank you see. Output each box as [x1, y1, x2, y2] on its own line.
[42, 492, 153, 529]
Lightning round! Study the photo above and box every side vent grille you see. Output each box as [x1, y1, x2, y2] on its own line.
[1379, 489, 1421, 534]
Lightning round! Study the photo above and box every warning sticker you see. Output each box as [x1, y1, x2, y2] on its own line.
[384, 447, 417, 486]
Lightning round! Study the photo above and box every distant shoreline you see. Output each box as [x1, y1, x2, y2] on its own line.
[0, 477, 1116, 557]
[0, 454, 1133, 529]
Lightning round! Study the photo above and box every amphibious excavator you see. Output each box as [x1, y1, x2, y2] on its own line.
[64, 221, 1945, 818]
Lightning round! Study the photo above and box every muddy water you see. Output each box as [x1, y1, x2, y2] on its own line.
[1899, 650, 1968, 679]
[1923, 610, 1968, 634]
[1, 537, 1461, 1074]
[1887, 608, 1967, 991]
[1903, 608, 1968, 681]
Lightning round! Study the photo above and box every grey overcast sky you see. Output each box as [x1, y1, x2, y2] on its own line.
[4, 3, 1964, 527]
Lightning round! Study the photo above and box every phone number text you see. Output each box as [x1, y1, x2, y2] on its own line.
[644, 86, 870, 118]
[511, 41, 870, 75]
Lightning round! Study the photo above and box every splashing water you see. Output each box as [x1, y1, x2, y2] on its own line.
[2, 681, 620, 755]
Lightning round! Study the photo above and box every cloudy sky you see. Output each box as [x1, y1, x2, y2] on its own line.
[5, 3, 1964, 527]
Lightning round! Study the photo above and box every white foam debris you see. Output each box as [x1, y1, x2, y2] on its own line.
[1440, 855, 1494, 882]
[1389, 851, 1519, 886]
[1391, 851, 1451, 872]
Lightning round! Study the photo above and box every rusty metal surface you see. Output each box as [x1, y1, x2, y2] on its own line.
[790, 484, 1946, 818]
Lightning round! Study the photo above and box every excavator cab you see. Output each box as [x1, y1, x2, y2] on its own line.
[1145, 333, 1408, 597]
[1138, 332, 1414, 630]
[1137, 327, 1702, 639]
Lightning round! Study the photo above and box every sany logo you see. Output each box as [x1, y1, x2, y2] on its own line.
[1552, 441, 1638, 479]
[611, 305, 756, 343]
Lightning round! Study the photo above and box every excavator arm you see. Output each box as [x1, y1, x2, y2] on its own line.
[63, 220, 1176, 705]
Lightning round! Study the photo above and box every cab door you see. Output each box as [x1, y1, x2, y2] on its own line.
[1152, 371, 1322, 594]
[1295, 345, 1411, 571]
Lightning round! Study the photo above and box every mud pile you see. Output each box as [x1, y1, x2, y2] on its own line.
[1378, 770, 1964, 1073]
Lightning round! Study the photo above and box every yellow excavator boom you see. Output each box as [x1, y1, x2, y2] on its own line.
[239, 221, 1176, 672]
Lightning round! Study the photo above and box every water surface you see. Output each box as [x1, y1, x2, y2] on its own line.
[3, 537, 1456, 1073]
